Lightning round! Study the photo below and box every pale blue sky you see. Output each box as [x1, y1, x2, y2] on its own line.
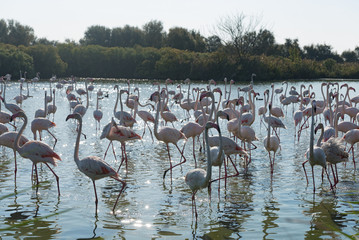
[3, 0, 358, 53]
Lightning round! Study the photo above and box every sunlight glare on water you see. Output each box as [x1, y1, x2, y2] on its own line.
[0, 79, 359, 239]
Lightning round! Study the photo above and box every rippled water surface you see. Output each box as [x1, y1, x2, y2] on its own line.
[1, 79, 359, 239]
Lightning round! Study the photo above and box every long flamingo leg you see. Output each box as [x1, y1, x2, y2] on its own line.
[163, 144, 173, 181]
[44, 162, 60, 195]
[325, 168, 334, 191]
[312, 166, 316, 193]
[192, 137, 197, 168]
[112, 177, 127, 212]
[163, 144, 187, 180]
[302, 160, 309, 185]
[103, 141, 114, 161]
[13, 149, 17, 183]
[92, 180, 98, 213]
[46, 130, 57, 149]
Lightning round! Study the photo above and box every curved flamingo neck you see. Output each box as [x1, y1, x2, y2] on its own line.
[119, 90, 125, 125]
[85, 81, 89, 109]
[154, 97, 161, 141]
[309, 105, 315, 162]
[14, 112, 27, 154]
[207, 92, 215, 122]
[44, 91, 48, 116]
[316, 125, 324, 146]
[266, 105, 272, 148]
[204, 125, 212, 184]
[114, 87, 119, 115]
[74, 115, 82, 165]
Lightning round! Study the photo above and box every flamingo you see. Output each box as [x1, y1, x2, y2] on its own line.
[0, 130, 28, 182]
[47, 89, 57, 119]
[263, 103, 280, 174]
[150, 91, 187, 182]
[73, 81, 89, 117]
[342, 128, 359, 168]
[315, 123, 348, 185]
[34, 91, 48, 118]
[10, 111, 61, 195]
[93, 91, 103, 131]
[113, 85, 136, 127]
[66, 113, 126, 213]
[0, 84, 23, 114]
[100, 118, 141, 172]
[160, 88, 178, 127]
[31, 117, 57, 149]
[302, 100, 333, 193]
[185, 121, 219, 219]
[181, 91, 215, 167]
[233, 108, 258, 165]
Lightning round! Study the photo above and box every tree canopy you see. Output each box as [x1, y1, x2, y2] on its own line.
[0, 17, 358, 81]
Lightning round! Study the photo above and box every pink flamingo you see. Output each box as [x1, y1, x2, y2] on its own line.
[150, 91, 187, 182]
[315, 123, 348, 186]
[31, 117, 57, 148]
[0, 130, 28, 182]
[185, 122, 219, 220]
[180, 91, 216, 167]
[264, 103, 280, 174]
[34, 91, 48, 118]
[113, 85, 136, 127]
[47, 89, 57, 120]
[11, 111, 61, 195]
[93, 91, 103, 131]
[302, 100, 333, 193]
[342, 128, 359, 168]
[73, 81, 89, 117]
[66, 113, 126, 213]
[100, 118, 142, 172]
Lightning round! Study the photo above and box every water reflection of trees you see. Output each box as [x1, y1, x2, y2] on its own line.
[202, 173, 255, 239]
[303, 196, 345, 239]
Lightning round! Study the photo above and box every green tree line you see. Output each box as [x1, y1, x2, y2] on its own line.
[0, 17, 358, 81]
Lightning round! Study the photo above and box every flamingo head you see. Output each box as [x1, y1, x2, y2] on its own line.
[213, 87, 222, 95]
[119, 89, 128, 95]
[217, 110, 229, 121]
[10, 111, 26, 122]
[205, 122, 220, 133]
[66, 113, 81, 122]
[340, 83, 348, 89]
[200, 91, 210, 101]
[314, 123, 323, 134]
[149, 91, 160, 101]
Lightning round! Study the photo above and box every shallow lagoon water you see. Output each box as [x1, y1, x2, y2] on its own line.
[0, 79, 359, 239]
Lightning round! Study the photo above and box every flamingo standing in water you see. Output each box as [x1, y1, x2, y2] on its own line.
[93, 91, 103, 131]
[11, 111, 61, 195]
[47, 89, 57, 120]
[150, 91, 187, 182]
[66, 113, 126, 213]
[302, 100, 333, 193]
[100, 118, 141, 172]
[185, 121, 219, 220]
[263, 103, 280, 174]
[0, 130, 28, 182]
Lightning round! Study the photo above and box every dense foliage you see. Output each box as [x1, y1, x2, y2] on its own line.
[0, 18, 358, 81]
